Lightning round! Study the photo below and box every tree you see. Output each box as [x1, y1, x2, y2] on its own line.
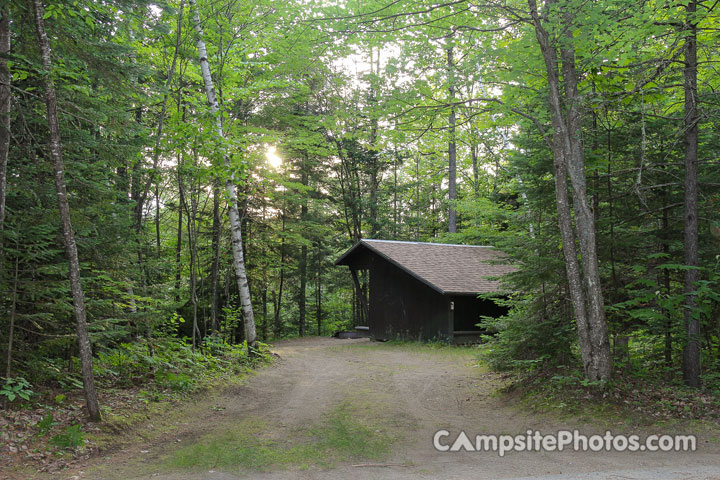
[527, 0, 611, 380]
[0, 6, 9, 277]
[682, 0, 700, 387]
[189, 0, 256, 345]
[446, 43, 457, 234]
[31, 0, 101, 421]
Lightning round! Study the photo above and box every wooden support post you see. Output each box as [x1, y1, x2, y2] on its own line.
[448, 299, 455, 344]
[350, 268, 370, 323]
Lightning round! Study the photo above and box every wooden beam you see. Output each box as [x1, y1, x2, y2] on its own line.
[350, 268, 370, 323]
[448, 299, 455, 343]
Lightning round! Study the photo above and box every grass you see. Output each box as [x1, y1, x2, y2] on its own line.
[329, 339, 480, 359]
[166, 401, 393, 472]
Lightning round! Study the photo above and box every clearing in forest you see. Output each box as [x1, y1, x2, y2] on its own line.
[48, 338, 720, 479]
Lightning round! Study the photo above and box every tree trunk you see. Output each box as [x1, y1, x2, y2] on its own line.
[0, 6, 9, 278]
[155, 183, 161, 256]
[682, 0, 700, 387]
[368, 47, 381, 238]
[5, 257, 18, 379]
[189, 0, 256, 344]
[528, 0, 611, 381]
[298, 167, 308, 337]
[351, 269, 369, 322]
[210, 183, 222, 333]
[299, 244, 307, 337]
[470, 142, 479, 198]
[447, 45, 457, 234]
[316, 243, 322, 336]
[559, 27, 611, 381]
[31, 0, 101, 421]
[274, 214, 286, 338]
[175, 162, 184, 302]
[183, 177, 199, 351]
[662, 192, 672, 366]
[261, 289, 268, 341]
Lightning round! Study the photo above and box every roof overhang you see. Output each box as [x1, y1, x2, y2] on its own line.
[335, 240, 471, 296]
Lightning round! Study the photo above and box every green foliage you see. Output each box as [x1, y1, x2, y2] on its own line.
[155, 371, 195, 392]
[0, 377, 33, 404]
[92, 337, 269, 395]
[36, 413, 59, 437]
[479, 296, 576, 372]
[50, 424, 85, 450]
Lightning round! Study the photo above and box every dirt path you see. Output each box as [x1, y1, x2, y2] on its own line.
[61, 338, 720, 479]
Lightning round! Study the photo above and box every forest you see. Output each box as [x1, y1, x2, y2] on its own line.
[1, 0, 719, 427]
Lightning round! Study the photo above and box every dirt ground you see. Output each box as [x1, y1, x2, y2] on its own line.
[22, 337, 720, 479]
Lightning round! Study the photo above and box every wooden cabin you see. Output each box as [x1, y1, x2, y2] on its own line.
[335, 239, 516, 344]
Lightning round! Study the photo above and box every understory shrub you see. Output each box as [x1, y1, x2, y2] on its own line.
[478, 296, 576, 372]
[93, 336, 270, 392]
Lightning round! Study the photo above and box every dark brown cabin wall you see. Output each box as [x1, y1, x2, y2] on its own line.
[452, 295, 509, 332]
[368, 254, 450, 341]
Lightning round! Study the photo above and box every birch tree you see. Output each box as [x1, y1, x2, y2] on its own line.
[189, 0, 257, 345]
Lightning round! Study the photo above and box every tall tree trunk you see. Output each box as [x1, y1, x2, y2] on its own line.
[662, 189, 673, 366]
[189, 0, 256, 344]
[5, 257, 18, 379]
[316, 242, 322, 336]
[0, 6, 9, 278]
[261, 289, 268, 341]
[210, 183, 222, 333]
[275, 272, 284, 335]
[415, 154, 420, 240]
[155, 183, 161, 256]
[368, 47, 380, 238]
[298, 166, 308, 337]
[31, 0, 101, 421]
[274, 215, 286, 338]
[183, 177, 199, 351]
[470, 142, 479, 198]
[447, 45, 457, 233]
[299, 242, 307, 336]
[393, 148, 398, 237]
[528, 0, 611, 381]
[175, 166, 184, 302]
[682, 0, 700, 387]
[560, 26, 611, 381]
[174, 103, 186, 303]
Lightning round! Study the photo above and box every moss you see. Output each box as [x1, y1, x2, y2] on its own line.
[165, 400, 394, 473]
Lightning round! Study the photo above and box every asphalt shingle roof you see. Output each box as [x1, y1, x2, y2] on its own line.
[335, 239, 516, 295]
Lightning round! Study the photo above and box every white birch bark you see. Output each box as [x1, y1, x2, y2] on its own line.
[189, 0, 256, 344]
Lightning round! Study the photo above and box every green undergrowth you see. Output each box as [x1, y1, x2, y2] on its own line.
[2, 336, 273, 465]
[94, 336, 270, 392]
[497, 365, 720, 440]
[91, 337, 272, 436]
[167, 400, 394, 472]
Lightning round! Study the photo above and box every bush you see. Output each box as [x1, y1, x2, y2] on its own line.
[478, 296, 576, 372]
[0, 377, 33, 404]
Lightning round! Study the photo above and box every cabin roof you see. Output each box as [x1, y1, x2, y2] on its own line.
[335, 239, 517, 295]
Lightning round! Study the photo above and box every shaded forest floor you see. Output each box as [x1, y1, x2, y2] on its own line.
[5, 337, 720, 479]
